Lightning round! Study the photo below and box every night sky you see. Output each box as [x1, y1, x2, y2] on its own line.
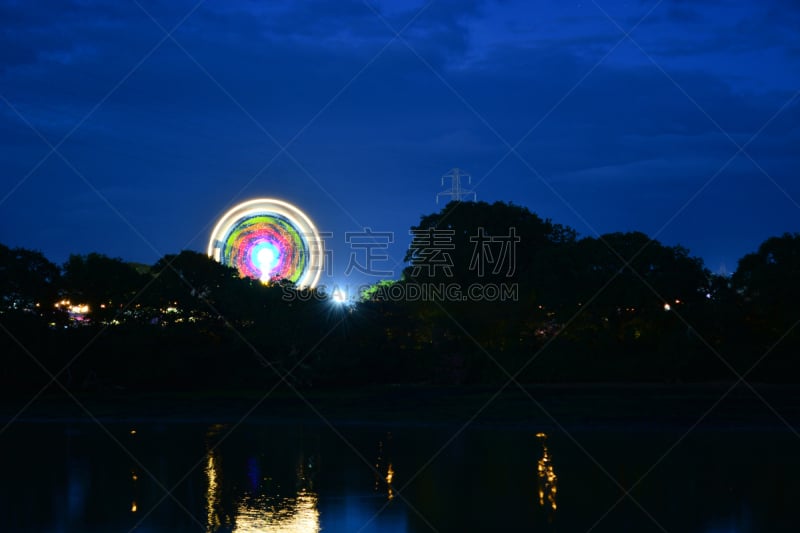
[1, 0, 798, 290]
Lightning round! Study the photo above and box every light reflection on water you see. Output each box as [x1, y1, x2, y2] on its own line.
[0, 422, 797, 532]
[206, 448, 221, 531]
[374, 432, 395, 501]
[535, 432, 557, 518]
[203, 424, 322, 533]
[231, 490, 319, 533]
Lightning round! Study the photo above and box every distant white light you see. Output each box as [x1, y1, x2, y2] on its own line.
[663, 303, 671, 311]
[332, 288, 347, 304]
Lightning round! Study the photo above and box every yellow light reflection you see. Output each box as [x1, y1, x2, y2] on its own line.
[204, 423, 321, 533]
[374, 433, 395, 501]
[232, 490, 320, 533]
[536, 433, 558, 515]
[206, 450, 221, 532]
[130, 467, 139, 515]
[386, 463, 395, 501]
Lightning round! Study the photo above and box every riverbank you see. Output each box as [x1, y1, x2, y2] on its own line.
[3, 383, 800, 431]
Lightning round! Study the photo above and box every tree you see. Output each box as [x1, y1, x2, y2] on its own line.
[402, 200, 576, 288]
[61, 253, 148, 323]
[0, 243, 62, 321]
[733, 233, 800, 342]
[527, 232, 714, 380]
[0, 244, 65, 391]
[554, 232, 711, 314]
[146, 250, 245, 323]
[394, 201, 579, 380]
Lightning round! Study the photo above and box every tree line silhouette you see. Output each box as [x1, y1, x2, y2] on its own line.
[1, 201, 799, 393]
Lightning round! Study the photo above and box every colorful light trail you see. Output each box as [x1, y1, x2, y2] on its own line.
[208, 199, 323, 288]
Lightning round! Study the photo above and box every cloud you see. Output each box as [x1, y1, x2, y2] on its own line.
[0, 0, 797, 267]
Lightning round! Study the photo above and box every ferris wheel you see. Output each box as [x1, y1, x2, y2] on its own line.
[207, 198, 323, 289]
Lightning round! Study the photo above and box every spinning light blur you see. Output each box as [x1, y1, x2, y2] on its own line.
[208, 198, 323, 288]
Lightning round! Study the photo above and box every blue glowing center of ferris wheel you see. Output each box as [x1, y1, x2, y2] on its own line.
[207, 198, 324, 289]
[252, 241, 281, 278]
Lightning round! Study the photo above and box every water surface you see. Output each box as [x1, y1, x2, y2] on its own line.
[1, 420, 798, 532]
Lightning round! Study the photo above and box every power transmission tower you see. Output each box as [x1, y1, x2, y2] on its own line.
[436, 167, 476, 204]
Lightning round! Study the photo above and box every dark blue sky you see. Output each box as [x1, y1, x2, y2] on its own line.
[1, 0, 798, 289]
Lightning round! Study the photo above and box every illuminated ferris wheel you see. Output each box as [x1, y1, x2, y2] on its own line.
[207, 198, 323, 288]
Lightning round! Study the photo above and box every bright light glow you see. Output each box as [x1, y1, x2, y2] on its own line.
[232, 491, 320, 533]
[664, 303, 671, 311]
[331, 288, 347, 304]
[55, 300, 90, 316]
[256, 247, 277, 272]
[208, 198, 323, 288]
